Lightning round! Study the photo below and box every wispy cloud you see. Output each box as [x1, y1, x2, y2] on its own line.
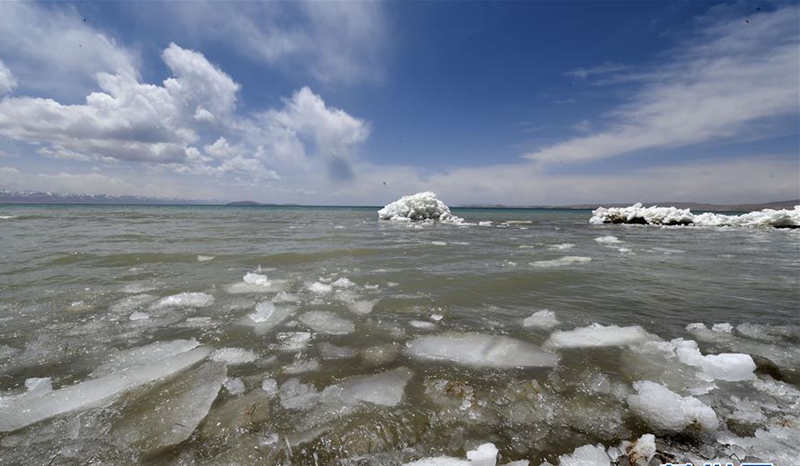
[565, 63, 627, 80]
[527, 6, 799, 164]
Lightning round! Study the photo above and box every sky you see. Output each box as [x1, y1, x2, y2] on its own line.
[0, 1, 797, 206]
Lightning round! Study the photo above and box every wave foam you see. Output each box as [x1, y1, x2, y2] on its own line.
[590, 203, 800, 228]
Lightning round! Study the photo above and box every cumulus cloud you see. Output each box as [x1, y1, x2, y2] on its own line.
[154, 1, 387, 84]
[0, 2, 138, 98]
[0, 60, 16, 95]
[527, 6, 799, 164]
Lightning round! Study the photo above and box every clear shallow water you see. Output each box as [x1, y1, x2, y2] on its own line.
[0, 205, 798, 465]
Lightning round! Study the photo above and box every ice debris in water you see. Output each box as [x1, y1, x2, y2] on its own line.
[331, 277, 354, 288]
[197, 255, 215, 262]
[25, 377, 52, 395]
[406, 333, 559, 368]
[546, 324, 654, 348]
[0, 344, 211, 432]
[91, 339, 201, 378]
[150, 292, 214, 310]
[590, 203, 800, 228]
[378, 191, 465, 224]
[320, 367, 414, 408]
[242, 301, 295, 335]
[348, 299, 375, 315]
[210, 347, 259, 365]
[530, 256, 591, 267]
[522, 309, 560, 329]
[129, 311, 149, 321]
[672, 339, 755, 382]
[627, 380, 719, 432]
[594, 235, 620, 244]
[403, 442, 500, 466]
[410, 320, 437, 330]
[557, 444, 610, 466]
[223, 377, 246, 396]
[261, 378, 278, 397]
[299, 311, 355, 335]
[243, 272, 270, 286]
[308, 281, 333, 294]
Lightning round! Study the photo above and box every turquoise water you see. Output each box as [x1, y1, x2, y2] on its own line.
[0, 205, 798, 465]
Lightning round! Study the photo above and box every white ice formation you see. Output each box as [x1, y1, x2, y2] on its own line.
[522, 309, 560, 329]
[406, 333, 559, 368]
[546, 324, 654, 349]
[627, 380, 719, 432]
[378, 192, 465, 224]
[590, 203, 800, 228]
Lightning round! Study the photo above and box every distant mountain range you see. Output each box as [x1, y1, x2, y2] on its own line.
[0, 190, 211, 205]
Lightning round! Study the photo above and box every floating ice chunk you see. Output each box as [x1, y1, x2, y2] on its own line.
[711, 323, 733, 333]
[224, 377, 246, 396]
[284, 357, 320, 374]
[261, 378, 278, 397]
[672, 339, 755, 382]
[622, 434, 656, 464]
[278, 332, 312, 352]
[410, 320, 437, 330]
[308, 282, 333, 294]
[530, 256, 591, 267]
[279, 378, 320, 409]
[243, 272, 270, 286]
[109, 294, 156, 314]
[406, 333, 559, 368]
[594, 235, 620, 244]
[150, 292, 214, 310]
[299, 311, 354, 335]
[129, 311, 149, 321]
[361, 343, 400, 366]
[403, 442, 499, 466]
[273, 291, 300, 303]
[211, 348, 259, 365]
[431, 241, 448, 246]
[546, 324, 654, 349]
[549, 243, 576, 250]
[348, 299, 375, 315]
[430, 313, 444, 321]
[249, 300, 276, 323]
[197, 255, 215, 262]
[617, 247, 632, 253]
[91, 339, 201, 378]
[113, 361, 225, 452]
[522, 310, 560, 329]
[478, 221, 493, 227]
[0, 346, 211, 432]
[120, 282, 157, 294]
[241, 302, 295, 335]
[25, 377, 52, 396]
[627, 380, 719, 432]
[378, 192, 465, 224]
[321, 367, 414, 407]
[557, 444, 610, 466]
[332, 277, 355, 288]
[318, 342, 357, 359]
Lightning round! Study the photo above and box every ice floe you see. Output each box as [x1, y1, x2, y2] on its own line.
[590, 203, 800, 228]
[530, 256, 591, 267]
[210, 347, 259, 365]
[378, 192, 465, 224]
[557, 444, 610, 466]
[150, 292, 214, 310]
[243, 272, 270, 286]
[403, 443, 500, 466]
[308, 281, 333, 294]
[299, 311, 355, 335]
[594, 235, 620, 244]
[522, 309, 560, 329]
[320, 367, 414, 407]
[406, 333, 559, 368]
[197, 255, 215, 262]
[546, 324, 654, 348]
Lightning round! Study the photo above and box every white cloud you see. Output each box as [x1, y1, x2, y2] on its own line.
[527, 6, 799, 164]
[0, 2, 138, 99]
[565, 63, 627, 80]
[0, 59, 17, 95]
[155, 1, 387, 84]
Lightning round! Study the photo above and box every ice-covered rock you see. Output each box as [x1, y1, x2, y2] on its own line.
[530, 256, 591, 267]
[522, 310, 560, 329]
[627, 380, 719, 432]
[378, 192, 465, 224]
[546, 324, 654, 349]
[150, 292, 214, 310]
[0, 346, 211, 432]
[406, 333, 559, 368]
[211, 347, 259, 365]
[299, 311, 355, 335]
[590, 203, 800, 228]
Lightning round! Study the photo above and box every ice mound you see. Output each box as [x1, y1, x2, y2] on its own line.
[522, 309, 560, 329]
[591, 203, 800, 228]
[0, 345, 211, 432]
[406, 333, 559, 368]
[546, 324, 654, 349]
[556, 444, 610, 466]
[378, 192, 465, 224]
[210, 347, 259, 365]
[150, 292, 214, 310]
[627, 381, 719, 432]
[530, 256, 591, 267]
[299, 311, 355, 335]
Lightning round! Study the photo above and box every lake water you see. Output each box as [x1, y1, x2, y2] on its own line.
[0, 205, 798, 465]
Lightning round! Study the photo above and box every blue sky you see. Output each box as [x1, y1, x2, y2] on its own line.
[0, 1, 797, 205]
